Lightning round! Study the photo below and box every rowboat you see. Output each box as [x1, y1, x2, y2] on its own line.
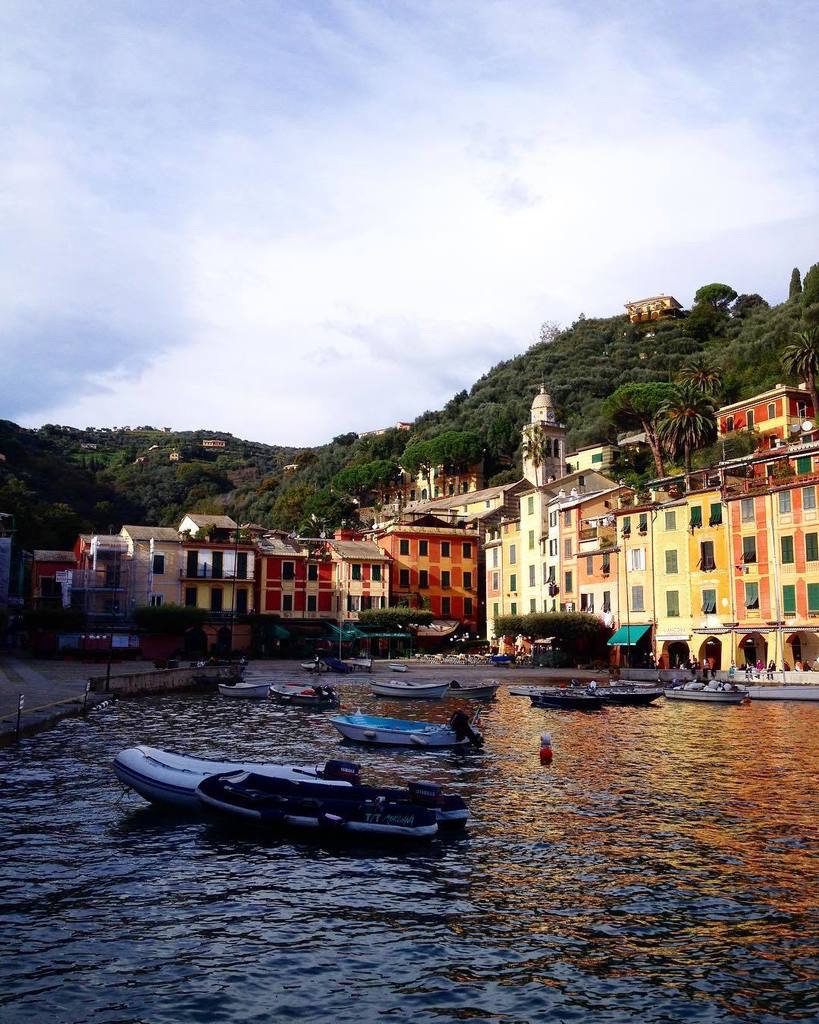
[112, 745, 361, 809]
[196, 771, 439, 840]
[595, 686, 664, 706]
[330, 711, 483, 748]
[530, 689, 604, 710]
[217, 681, 270, 699]
[664, 681, 748, 703]
[269, 683, 340, 708]
[448, 679, 500, 699]
[370, 679, 449, 699]
[112, 746, 468, 825]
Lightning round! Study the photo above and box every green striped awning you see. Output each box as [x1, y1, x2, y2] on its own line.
[607, 624, 652, 646]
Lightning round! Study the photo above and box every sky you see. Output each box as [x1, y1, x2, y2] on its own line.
[2, 0, 818, 447]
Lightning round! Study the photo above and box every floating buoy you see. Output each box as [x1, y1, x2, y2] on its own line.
[539, 732, 553, 764]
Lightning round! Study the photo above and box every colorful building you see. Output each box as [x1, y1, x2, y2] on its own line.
[717, 384, 815, 452]
[119, 525, 182, 610]
[624, 295, 682, 324]
[178, 514, 255, 619]
[373, 514, 477, 632]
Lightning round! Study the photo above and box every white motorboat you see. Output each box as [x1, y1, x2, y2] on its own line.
[218, 681, 271, 699]
[508, 685, 548, 697]
[664, 680, 748, 704]
[370, 679, 450, 699]
[387, 663, 409, 672]
[269, 683, 340, 708]
[112, 745, 359, 809]
[348, 657, 373, 672]
[448, 679, 500, 699]
[329, 711, 483, 748]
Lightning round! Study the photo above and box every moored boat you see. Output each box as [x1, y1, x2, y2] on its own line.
[663, 681, 748, 703]
[746, 684, 819, 701]
[370, 679, 450, 699]
[387, 663, 409, 672]
[330, 710, 483, 748]
[218, 681, 271, 699]
[112, 746, 468, 825]
[448, 679, 500, 699]
[529, 688, 604, 710]
[112, 745, 360, 809]
[196, 771, 439, 840]
[269, 683, 340, 708]
[596, 686, 664, 706]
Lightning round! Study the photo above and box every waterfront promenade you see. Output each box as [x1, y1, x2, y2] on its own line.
[0, 655, 599, 745]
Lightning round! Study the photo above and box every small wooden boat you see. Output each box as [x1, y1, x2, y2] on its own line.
[217, 681, 271, 699]
[322, 656, 355, 674]
[300, 660, 326, 674]
[269, 683, 340, 708]
[113, 746, 468, 825]
[448, 679, 500, 699]
[112, 746, 361, 809]
[348, 657, 373, 672]
[664, 681, 748, 703]
[387, 663, 409, 672]
[596, 686, 664, 706]
[330, 711, 482, 748]
[508, 685, 548, 697]
[746, 685, 819, 701]
[196, 771, 439, 839]
[370, 679, 449, 698]
[529, 688, 604, 710]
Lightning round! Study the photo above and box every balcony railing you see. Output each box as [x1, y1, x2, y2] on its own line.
[181, 567, 253, 580]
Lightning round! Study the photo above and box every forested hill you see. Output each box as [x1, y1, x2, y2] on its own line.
[1, 267, 816, 550]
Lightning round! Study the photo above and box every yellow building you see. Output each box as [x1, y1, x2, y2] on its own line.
[624, 295, 683, 324]
[564, 443, 617, 475]
[119, 525, 182, 610]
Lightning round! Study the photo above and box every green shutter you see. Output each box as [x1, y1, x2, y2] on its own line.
[782, 585, 796, 615]
[797, 456, 812, 474]
[592, 452, 603, 463]
[807, 533, 819, 562]
[781, 536, 794, 564]
[666, 590, 679, 617]
[702, 589, 716, 614]
[690, 506, 703, 528]
[808, 584, 819, 613]
[709, 503, 722, 526]
[665, 550, 678, 573]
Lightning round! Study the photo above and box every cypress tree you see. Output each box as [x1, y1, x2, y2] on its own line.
[789, 267, 802, 298]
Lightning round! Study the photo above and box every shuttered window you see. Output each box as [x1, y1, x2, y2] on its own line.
[782, 585, 796, 615]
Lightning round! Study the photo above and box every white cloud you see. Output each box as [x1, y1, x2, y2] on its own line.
[3, 0, 818, 443]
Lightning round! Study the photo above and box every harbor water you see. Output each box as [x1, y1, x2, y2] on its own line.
[1, 685, 818, 1023]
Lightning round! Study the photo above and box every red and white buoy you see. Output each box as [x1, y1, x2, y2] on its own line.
[539, 732, 553, 764]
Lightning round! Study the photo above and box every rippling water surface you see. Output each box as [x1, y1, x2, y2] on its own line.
[1, 684, 818, 1023]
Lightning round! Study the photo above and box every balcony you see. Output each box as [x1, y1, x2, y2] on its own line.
[181, 567, 253, 581]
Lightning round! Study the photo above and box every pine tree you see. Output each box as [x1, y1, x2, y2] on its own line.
[789, 267, 802, 298]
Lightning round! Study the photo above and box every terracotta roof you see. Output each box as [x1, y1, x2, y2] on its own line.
[256, 534, 304, 556]
[121, 525, 180, 542]
[330, 540, 389, 561]
[33, 550, 75, 562]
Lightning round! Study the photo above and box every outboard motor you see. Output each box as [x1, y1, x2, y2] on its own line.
[449, 709, 484, 748]
[408, 781, 444, 807]
[321, 759, 362, 784]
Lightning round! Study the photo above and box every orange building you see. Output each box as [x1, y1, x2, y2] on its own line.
[372, 512, 479, 633]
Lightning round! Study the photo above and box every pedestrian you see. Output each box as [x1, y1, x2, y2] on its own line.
[766, 660, 775, 680]
[744, 661, 753, 681]
[728, 661, 736, 683]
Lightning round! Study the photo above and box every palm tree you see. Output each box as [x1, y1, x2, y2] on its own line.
[782, 328, 819, 421]
[656, 384, 717, 476]
[522, 422, 551, 487]
[677, 356, 722, 397]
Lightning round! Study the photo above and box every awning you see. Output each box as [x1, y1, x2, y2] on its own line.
[327, 623, 367, 639]
[357, 631, 411, 639]
[655, 632, 690, 642]
[607, 624, 652, 646]
[269, 624, 290, 639]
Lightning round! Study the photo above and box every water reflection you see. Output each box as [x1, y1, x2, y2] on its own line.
[0, 685, 817, 1023]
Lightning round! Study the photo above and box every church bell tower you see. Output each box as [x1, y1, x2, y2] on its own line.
[522, 386, 566, 487]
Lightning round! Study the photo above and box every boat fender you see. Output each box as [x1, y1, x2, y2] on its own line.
[363, 730, 377, 740]
[410, 734, 429, 746]
[539, 732, 553, 764]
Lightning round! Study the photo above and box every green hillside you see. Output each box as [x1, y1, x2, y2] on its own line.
[2, 265, 816, 550]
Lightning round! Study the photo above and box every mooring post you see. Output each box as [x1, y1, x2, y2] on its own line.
[15, 693, 24, 739]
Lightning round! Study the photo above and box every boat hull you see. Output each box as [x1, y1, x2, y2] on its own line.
[269, 684, 340, 708]
[112, 746, 347, 809]
[370, 681, 449, 698]
[197, 772, 438, 840]
[664, 688, 748, 703]
[597, 688, 663, 706]
[530, 692, 604, 710]
[218, 682, 270, 699]
[448, 682, 500, 699]
[330, 714, 472, 747]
